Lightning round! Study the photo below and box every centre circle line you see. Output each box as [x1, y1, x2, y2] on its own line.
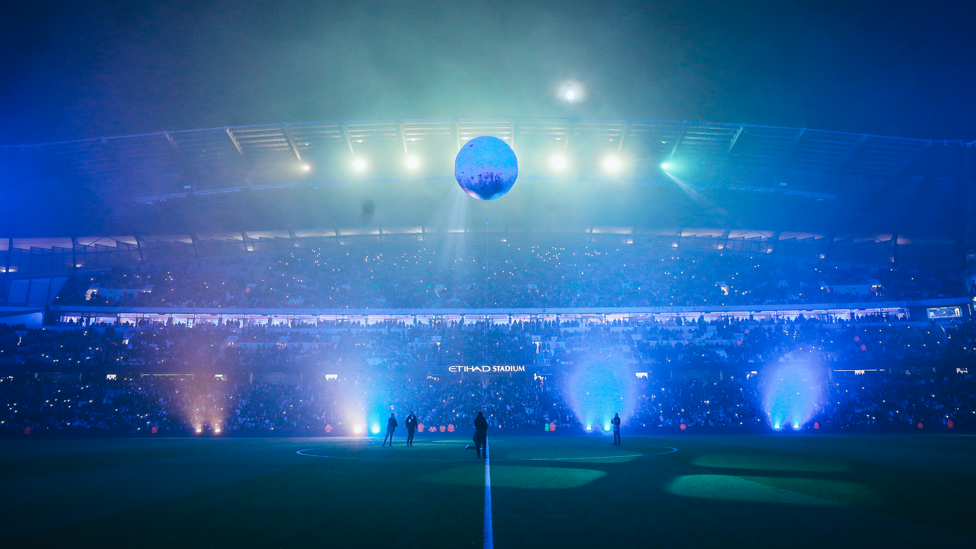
[295, 446, 678, 462]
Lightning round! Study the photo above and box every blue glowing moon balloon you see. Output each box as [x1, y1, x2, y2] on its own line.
[454, 136, 518, 200]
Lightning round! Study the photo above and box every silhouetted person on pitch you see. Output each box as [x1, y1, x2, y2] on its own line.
[405, 411, 418, 446]
[474, 411, 489, 458]
[612, 413, 621, 445]
[382, 413, 398, 446]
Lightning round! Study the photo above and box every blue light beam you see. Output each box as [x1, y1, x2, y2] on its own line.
[561, 356, 637, 432]
[762, 363, 823, 431]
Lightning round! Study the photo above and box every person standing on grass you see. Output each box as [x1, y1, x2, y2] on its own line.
[405, 411, 418, 446]
[382, 413, 398, 446]
[612, 413, 621, 445]
[474, 411, 489, 458]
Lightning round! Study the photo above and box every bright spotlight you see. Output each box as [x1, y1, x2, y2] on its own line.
[773, 423, 782, 431]
[792, 423, 801, 431]
[353, 424, 363, 434]
[585, 425, 593, 432]
[405, 156, 420, 170]
[195, 427, 203, 434]
[352, 158, 367, 172]
[214, 426, 222, 434]
[370, 424, 380, 435]
[661, 161, 673, 171]
[302, 164, 311, 172]
[551, 155, 567, 170]
[559, 81, 584, 103]
[603, 157, 621, 173]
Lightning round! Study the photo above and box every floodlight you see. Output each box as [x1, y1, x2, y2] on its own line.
[405, 156, 420, 170]
[603, 156, 621, 173]
[353, 424, 363, 434]
[352, 158, 367, 172]
[559, 81, 584, 103]
[370, 424, 380, 434]
[551, 155, 568, 170]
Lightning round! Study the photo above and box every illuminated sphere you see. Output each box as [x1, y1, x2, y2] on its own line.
[454, 136, 518, 200]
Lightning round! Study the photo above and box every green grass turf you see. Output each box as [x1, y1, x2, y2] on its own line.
[2, 434, 975, 548]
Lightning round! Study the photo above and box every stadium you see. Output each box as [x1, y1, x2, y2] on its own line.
[3, 3, 976, 548]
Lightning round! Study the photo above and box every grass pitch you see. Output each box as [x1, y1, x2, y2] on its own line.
[2, 433, 974, 548]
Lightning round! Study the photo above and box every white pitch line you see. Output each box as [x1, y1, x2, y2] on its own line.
[295, 446, 678, 462]
[484, 437, 494, 549]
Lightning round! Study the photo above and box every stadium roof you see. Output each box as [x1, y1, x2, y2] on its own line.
[3, 118, 967, 199]
[1, 118, 971, 239]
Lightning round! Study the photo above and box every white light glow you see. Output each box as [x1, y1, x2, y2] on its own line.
[661, 162, 673, 171]
[405, 156, 420, 170]
[302, 164, 311, 172]
[352, 158, 367, 172]
[353, 424, 363, 434]
[603, 157, 621, 173]
[551, 155, 567, 170]
[559, 81, 584, 103]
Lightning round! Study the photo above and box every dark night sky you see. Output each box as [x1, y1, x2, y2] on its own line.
[1, 0, 974, 145]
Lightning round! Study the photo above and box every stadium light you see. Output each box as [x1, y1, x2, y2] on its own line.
[559, 81, 584, 103]
[603, 156, 621, 173]
[550, 154, 568, 170]
[352, 158, 367, 172]
[405, 156, 420, 170]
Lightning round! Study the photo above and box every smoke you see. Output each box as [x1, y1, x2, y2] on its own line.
[762, 363, 823, 430]
[560, 354, 637, 431]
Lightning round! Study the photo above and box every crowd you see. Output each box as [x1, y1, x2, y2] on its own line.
[2, 316, 973, 376]
[54, 236, 964, 310]
[6, 233, 973, 435]
[634, 368, 976, 431]
[0, 374, 569, 434]
[3, 366, 974, 435]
